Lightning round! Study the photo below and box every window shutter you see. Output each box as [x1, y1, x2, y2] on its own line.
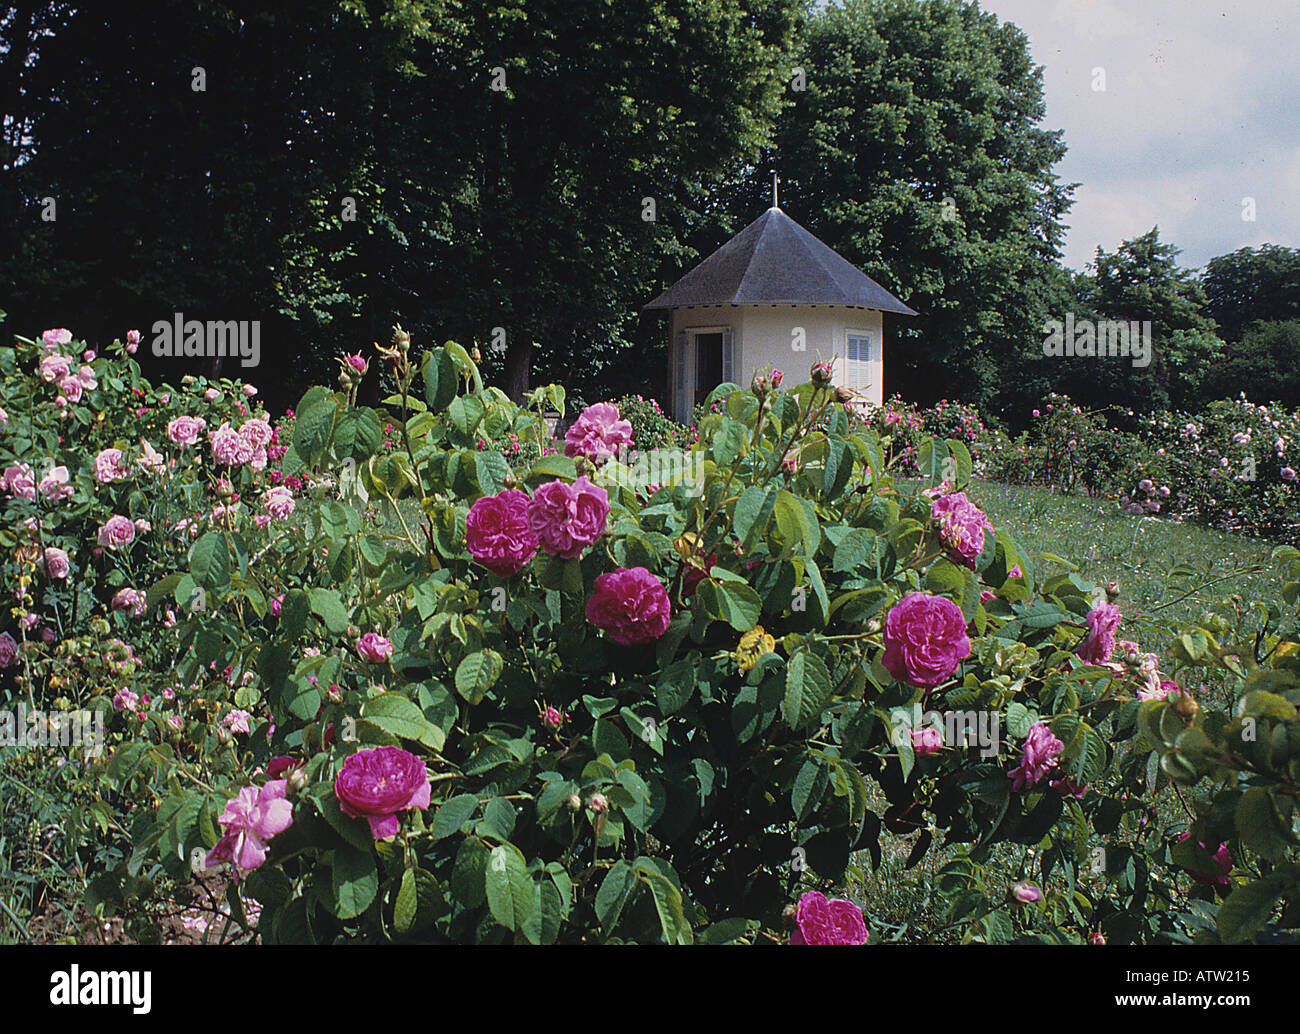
[721, 328, 734, 384]
[674, 331, 689, 422]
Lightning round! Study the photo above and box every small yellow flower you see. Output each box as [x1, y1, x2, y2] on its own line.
[735, 625, 776, 672]
[673, 533, 699, 561]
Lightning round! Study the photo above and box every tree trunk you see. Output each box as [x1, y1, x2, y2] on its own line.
[503, 339, 534, 402]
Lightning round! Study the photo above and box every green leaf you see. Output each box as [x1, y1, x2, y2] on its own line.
[595, 861, 637, 934]
[431, 794, 479, 839]
[455, 650, 504, 704]
[774, 489, 819, 556]
[361, 693, 428, 741]
[485, 842, 533, 933]
[1235, 787, 1294, 861]
[699, 579, 762, 632]
[332, 844, 378, 920]
[308, 588, 348, 635]
[1217, 874, 1287, 944]
[294, 399, 339, 464]
[783, 651, 833, 730]
[475, 451, 512, 495]
[423, 347, 459, 412]
[733, 487, 776, 549]
[832, 528, 876, 572]
[189, 532, 230, 591]
[636, 865, 692, 945]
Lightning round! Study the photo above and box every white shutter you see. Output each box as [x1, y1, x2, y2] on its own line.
[674, 331, 689, 422]
[721, 328, 734, 384]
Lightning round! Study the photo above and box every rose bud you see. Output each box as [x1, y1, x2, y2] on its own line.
[566, 794, 583, 812]
[588, 793, 609, 814]
[326, 683, 345, 705]
[392, 324, 411, 352]
[216, 727, 232, 745]
[834, 385, 854, 404]
[810, 360, 833, 386]
[1088, 931, 1106, 945]
[1105, 581, 1120, 601]
[1172, 691, 1199, 720]
[287, 768, 310, 796]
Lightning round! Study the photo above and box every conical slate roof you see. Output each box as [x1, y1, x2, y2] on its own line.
[644, 206, 917, 315]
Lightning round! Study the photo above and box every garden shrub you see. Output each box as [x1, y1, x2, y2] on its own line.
[4, 321, 1300, 945]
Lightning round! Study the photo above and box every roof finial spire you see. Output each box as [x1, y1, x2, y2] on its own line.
[772, 171, 779, 209]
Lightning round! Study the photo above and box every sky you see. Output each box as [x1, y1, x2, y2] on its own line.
[977, 0, 1300, 272]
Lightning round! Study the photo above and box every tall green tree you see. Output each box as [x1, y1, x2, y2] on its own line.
[1201, 243, 1300, 344]
[751, 0, 1074, 411]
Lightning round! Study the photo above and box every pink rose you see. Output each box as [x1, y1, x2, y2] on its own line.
[1010, 882, 1042, 904]
[263, 486, 295, 521]
[40, 328, 72, 352]
[564, 402, 634, 463]
[94, 447, 128, 483]
[204, 387, 221, 401]
[41, 547, 70, 580]
[1176, 833, 1233, 888]
[343, 353, 368, 374]
[2, 464, 35, 499]
[167, 415, 207, 446]
[790, 891, 868, 945]
[38, 353, 72, 383]
[209, 422, 252, 465]
[356, 632, 393, 664]
[930, 491, 990, 569]
[137, 439, 166, 475]
[112, 688, 139, 712]
[243, 384, 258, 397]
[1007, 721, 1064, 791]
[466, 489, 538, 576]
[125, 329, 141, 354]
[1079, 601, 1122, 664]
[334, 746, 431, 839]
[529, 476, 609, 559]
[881, 593, 971, 690]
[58, 375, 83, 403]
[204, 780, 294, 872]
[38, 465, 73, 500]
[97, 514, 137, 550]
[585, 567, 671, 645]
[911, 727, 943, 755]
[111, 587, 147, 617]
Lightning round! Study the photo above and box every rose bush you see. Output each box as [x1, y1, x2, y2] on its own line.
[5, 317, 1300, 946]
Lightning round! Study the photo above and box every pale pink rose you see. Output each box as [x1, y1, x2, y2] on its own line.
[137, 439, 166, 474]
[97, 515, 137, 550]
[112, 688, 140, 712]
[1010, 882, 1042, 903]
[38, 465, 73, 500]
[125, 329, 141, 354]
[41, 547, 70, 580]
[58, 376, 83, 403]
[209, 422, 253, 465]
[222, 709, 253, 734]
[205, 387, 221, 401]
[77, 365, 97, 389]
[243, 384, 258, 397]
[38, 353, 72, 382]
[40, 328, 72, 353]
[167, 415, 207, 446]
[133, 518, 152, 535]
[111, 587, 147, 617]
[564, 402, 634, 463]
[19, 613, 38, 631]
[2, 464, 36, 499]
[94, 448, 129, 483]
[1282, 467, 1297, 482]
[0, 407, 7, 425]
[83, 350, 96, 362]
[263, 486, 295, 521]
[238, 417, 273, 449]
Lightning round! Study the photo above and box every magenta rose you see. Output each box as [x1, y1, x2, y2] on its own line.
[930, 491, 990, 569]
[1079, 601, 1121, 664]
[466, 489, 538, 576]
[204, 780, 294, 872]
[334, 746, 431, 839]
[1007, 721, 1064, 791]
[564, 402, 634, 463]
[911, 727, 943, 755]
[790, 891, 868, 945]
[1010, 881, 1042, 904]
[356, 632, 393, 664]
[1177, 833, 1234, 888]
[529, 476, 609, 559]
[881, 592, 971, 689]
[585, 567, 671, 645]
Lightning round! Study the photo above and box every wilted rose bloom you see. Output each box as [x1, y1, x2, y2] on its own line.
[110, 587, 147, 617]
[137, 439, 166, 474]
[881, 593, 971, 690]
[564, 402, 633, 463]
[94, 447, 128, 483]
[38, 465, 72, 500]
[1079, 600, 1121, 664]
[585, 567, 671, 645]
[0, 633, 17, 667]
[1008, 721, 1064, 791]
[790, 891, 868, 945]
[1010, 882, 1042, 904]
[97, 514, 137, 551]
[167, 414, 207, 446]
[222, 709, 252, 734]
[1050, 775, 1087, 798]
[529, 476, 609, 559]
[334, 746, 431, 839]
[204, 780, 294, 872]
[263, 486, 295, 521]
[356, 632, 394, 664]
[41, 547, 70, 579]
[911, 727, 943, 755]
[466, 489, 538, 576]
[112, 688, 139, 712]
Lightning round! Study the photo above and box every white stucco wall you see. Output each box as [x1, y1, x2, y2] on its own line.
[667, 305, 885, 421]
